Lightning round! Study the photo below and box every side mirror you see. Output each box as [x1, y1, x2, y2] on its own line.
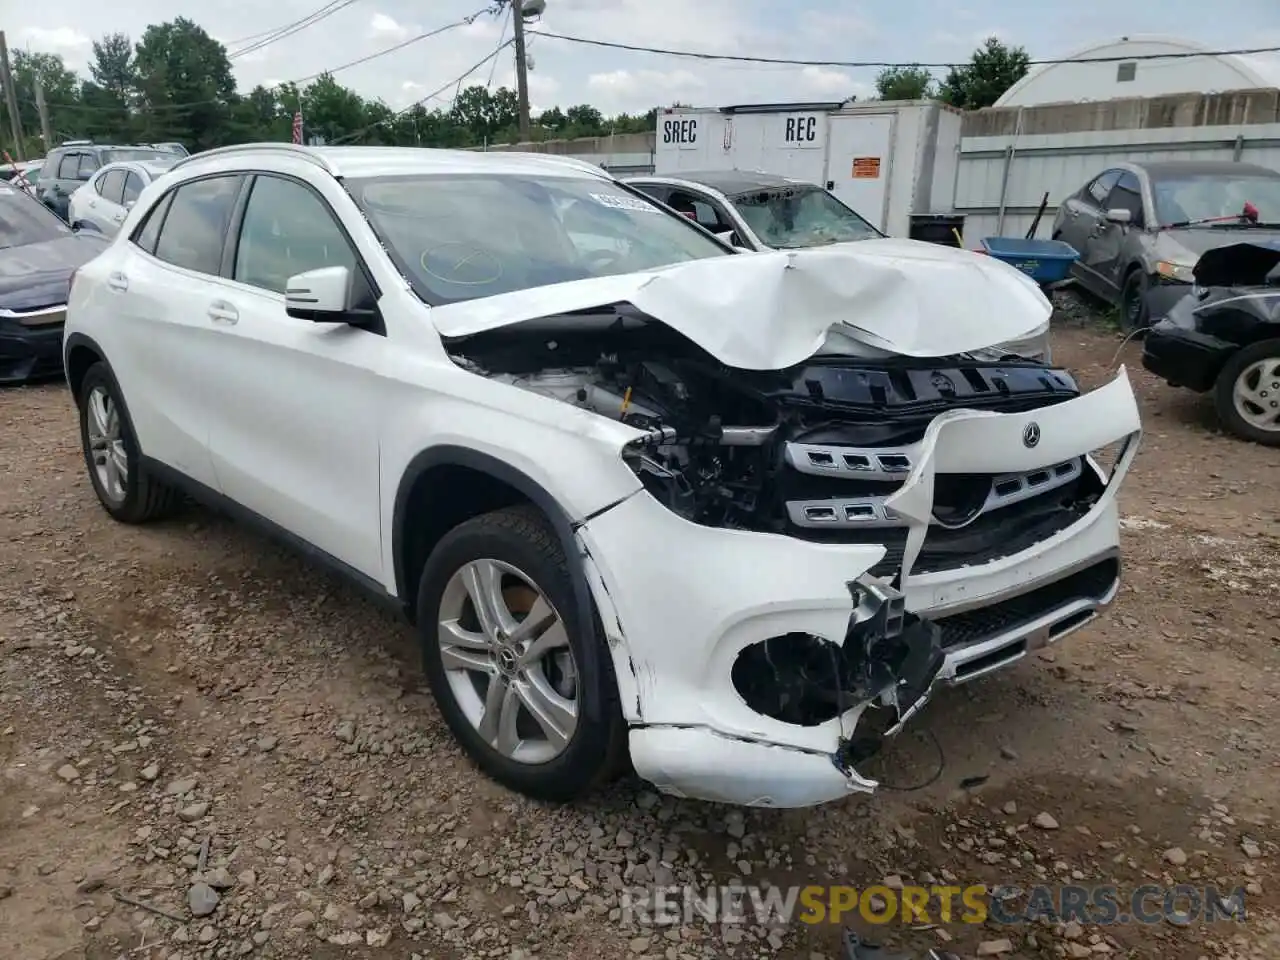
[285, 265, 377, 327]
[1105, 208, 1132, 225]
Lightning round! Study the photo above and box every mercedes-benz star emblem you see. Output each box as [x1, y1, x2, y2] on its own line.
[1022, 422, 1041, 448]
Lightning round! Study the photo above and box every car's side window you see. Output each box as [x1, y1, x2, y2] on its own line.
[232, 174, 357, 295]
[1105, 171, 1144, 226]
[101, 170, 127, 205]
[77, 153, 100, 180]
[57, 154, 81, 179]
[1087, 170, 1122, 206]
[630, 183, 668, 204]
[152, 176, 243, 275]
[122, 172, 144, 205]
[132, 192, 175, 255]
[667, 189, 732, 233]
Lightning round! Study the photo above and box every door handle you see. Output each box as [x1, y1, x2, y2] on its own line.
[207, 301, 239, 325]
[107, 271, 128, 292]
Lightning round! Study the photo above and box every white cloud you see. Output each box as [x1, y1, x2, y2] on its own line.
[0, 0, 1264, 125]
[797, 66, 857, 95]
[20, 26, 90, 50]
[369, 13, 409, 40]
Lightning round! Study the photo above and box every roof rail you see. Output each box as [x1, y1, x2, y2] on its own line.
[169, 142, 338, 176]
[60, 139, 94, 147]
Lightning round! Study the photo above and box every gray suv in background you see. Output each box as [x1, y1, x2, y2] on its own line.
[37, 141, 177, 221]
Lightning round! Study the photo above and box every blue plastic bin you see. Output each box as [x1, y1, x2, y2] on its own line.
[980, 237, 1079, 284]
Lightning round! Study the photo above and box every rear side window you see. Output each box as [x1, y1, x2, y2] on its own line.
[40, 152, 63, 178]
[133, 191, 174, 254]
[77, 154, 100, 179]
[57, 154, 80, 179]
[152, 176, 243, 275]
[100, 170, 127, 205]
[123, 172, 144, 204]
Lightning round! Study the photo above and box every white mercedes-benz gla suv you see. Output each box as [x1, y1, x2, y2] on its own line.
[63, 144, 1141, 808]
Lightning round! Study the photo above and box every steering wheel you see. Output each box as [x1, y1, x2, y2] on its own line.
[419, 241, 504, 287]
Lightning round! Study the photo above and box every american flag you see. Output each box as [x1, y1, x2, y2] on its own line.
[291, 111, 303, 144]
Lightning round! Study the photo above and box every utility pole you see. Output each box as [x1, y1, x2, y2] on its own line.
[510, 0, 531, 140]
[32, 72, 52, 150]
[0, 31, 26, 161]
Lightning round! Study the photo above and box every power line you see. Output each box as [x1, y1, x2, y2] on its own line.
[222, 3, 345, 49]
[329, 38, 514, 144]
[528, 30, 1280, 70]
[27, 8, 497, 116]
[229, 0, 360, 60]
[486, 5, 512, 89]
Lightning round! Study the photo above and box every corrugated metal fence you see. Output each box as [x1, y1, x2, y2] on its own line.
[925, 87, 1280, 242]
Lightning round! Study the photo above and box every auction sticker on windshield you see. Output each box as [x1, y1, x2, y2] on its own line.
[591, 192, 660, 213]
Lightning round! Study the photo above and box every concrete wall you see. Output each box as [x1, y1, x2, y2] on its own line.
[472, 131, 656, 174]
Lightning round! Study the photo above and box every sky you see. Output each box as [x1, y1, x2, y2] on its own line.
[9, 0, 1280, 118]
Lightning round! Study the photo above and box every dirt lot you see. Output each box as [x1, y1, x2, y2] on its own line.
[2, 294, 1279, 960]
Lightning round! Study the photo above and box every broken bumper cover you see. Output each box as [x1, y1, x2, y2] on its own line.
[576, 369, 1141, 808]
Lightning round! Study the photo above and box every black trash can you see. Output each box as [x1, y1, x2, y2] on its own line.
[909, 214, 966, 248]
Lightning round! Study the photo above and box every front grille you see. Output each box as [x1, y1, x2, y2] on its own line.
[932, 557, 1119, 649]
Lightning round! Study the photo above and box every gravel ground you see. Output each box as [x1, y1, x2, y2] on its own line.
[2, 292, 1279, 960]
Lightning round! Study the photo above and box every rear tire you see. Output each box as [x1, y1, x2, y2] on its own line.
[416, 505, 626, 802]
[1213, 339, 1280, 447]
[77, 362, 182, 523]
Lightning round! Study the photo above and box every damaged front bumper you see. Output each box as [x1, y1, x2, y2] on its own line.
[575, 369, 1142, 808]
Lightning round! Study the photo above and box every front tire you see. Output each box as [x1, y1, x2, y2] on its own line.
[416, 505, 625, 801]
[1213, 339, 1280, 447]
[77, 362, 181, 523]
[1119, 269, 1150, 331]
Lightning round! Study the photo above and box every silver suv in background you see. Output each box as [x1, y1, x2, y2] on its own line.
[69, 158, 181, 237]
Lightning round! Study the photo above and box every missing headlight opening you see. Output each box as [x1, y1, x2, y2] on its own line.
[445, 304, 1097, 580]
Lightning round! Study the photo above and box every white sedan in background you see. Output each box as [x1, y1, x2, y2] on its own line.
[68, 158, 179, 236]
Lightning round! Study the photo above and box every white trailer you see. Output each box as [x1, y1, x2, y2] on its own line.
[654, 100, 965, 240]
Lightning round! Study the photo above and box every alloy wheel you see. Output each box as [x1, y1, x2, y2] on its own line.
[85, 385, 128, 505]
[436, 558, 579, 765]
[1232, 357, 1280, 435]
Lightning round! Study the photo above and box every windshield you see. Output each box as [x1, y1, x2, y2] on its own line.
[346, 174, 729, 304]
[101, 148, 172, 165]
[731, 185, 880, 248]
[1152, 173, 1280, 225]
[0, 183, 73, 247]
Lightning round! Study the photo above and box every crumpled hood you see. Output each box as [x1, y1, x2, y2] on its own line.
[429, 238, 1052, 371]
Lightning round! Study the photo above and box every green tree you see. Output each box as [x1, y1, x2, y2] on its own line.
[8, 50, 81, 149]
[133, 17, 237, 149]
[564, 104, 604, 135]
[298, 73, 367, 144]
[938, 36, 1030, 109]
[875, 64, 934, 101]
[79, 34, 137, 141]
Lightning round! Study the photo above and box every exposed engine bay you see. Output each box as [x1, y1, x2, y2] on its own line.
[447, 306, 1104, 573]
[447, 305, 1112, 735]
